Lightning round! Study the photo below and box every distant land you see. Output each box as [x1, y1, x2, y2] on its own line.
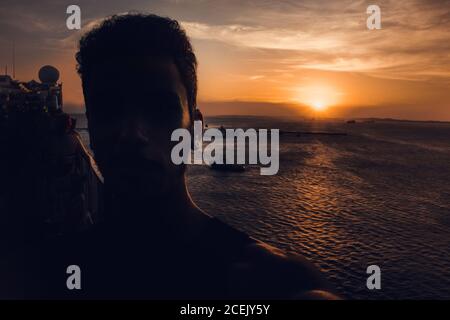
[352, 118, 450, 124]
[65, 100, 450, 123]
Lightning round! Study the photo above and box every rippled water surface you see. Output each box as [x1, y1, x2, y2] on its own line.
[76, 115, 450, 299]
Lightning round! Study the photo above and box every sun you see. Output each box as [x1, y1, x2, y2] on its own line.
[311, 101, 327, 111]
[293, 84, 340, 112]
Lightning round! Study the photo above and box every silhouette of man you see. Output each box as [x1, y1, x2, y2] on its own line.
[1, 13, 337, 299]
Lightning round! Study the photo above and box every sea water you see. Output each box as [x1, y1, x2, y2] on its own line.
[74, 114, 450, 299]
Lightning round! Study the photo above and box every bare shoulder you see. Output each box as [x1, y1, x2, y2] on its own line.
[228, 239, 340, 299]
[201, 216, 340, 299]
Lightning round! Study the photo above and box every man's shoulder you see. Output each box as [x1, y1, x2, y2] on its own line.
[238, 241, 333, 295]
[204, 219, 337, 299]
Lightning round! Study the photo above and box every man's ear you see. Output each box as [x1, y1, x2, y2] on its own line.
[192, 108, 204, 130]
[190, 108, 204, 150]
[85, 109, 96, 151]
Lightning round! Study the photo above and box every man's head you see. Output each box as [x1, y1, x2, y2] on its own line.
[76, 13, 198, 198]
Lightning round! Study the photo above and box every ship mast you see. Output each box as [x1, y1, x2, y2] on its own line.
[12, 40, 15, 79]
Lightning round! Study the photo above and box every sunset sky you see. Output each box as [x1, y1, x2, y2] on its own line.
[0, 0, 449, 120]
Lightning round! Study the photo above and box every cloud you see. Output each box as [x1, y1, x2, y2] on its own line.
[0, 0, 449, 119]
[180, 0, 450, 82]
[2, 0, 449, 83]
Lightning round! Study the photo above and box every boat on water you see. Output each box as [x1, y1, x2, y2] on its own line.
[0, 66, 103, 243]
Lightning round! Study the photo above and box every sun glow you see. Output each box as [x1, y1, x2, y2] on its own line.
[311, 101, 327, 111]
[293, 84, 341, 112]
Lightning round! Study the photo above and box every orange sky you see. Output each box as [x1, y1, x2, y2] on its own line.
[1, 0, 449, 120]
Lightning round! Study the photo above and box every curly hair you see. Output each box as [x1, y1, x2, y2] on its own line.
[76, 13, 198, 113]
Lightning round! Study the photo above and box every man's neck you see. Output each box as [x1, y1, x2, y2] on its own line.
[102, 178, 209, 235]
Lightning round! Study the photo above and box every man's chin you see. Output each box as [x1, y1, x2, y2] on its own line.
[107, 171, 169, 199]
